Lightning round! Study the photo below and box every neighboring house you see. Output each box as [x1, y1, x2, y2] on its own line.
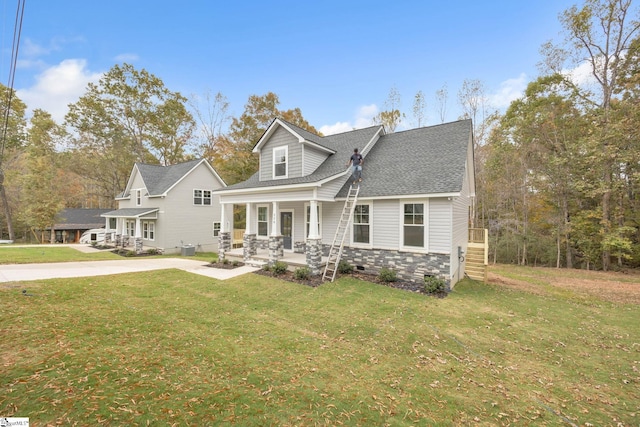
[48, 208, 111, 243]
[215, 118, 477, 288]
[102, 159, 228, 254]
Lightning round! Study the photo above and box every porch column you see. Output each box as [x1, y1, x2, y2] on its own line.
[308, 200, 319, 239]
[268, 201, 283, 266]
[104, 217, 112, 244]
[115, 218, 122, 246]
[243, 203, 257, 261]
[134, 217, 143, 254]
[306, 238, 323, 276]
[218, 203, 231, 260]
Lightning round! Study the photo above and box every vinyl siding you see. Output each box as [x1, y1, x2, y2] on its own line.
[317, 176, 347, 200]
[158, 163, 225, 253]
[429, 198, 452, 253]
[259, 127, 301, 181]
[321, 202, 343, 245]
[303, 145, 329, 176]
[371, 199, 399, 248]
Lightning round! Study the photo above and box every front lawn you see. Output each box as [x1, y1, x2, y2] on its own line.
[1, 267, 638, 425]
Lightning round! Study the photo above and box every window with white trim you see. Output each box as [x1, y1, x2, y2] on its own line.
[353, 204, 370, 244]
[142, 221, 155, 241]
[257, 206, 268, 237]
[136, 189, 141, 206]
[127, 220, 135, 237]
[273, 146, 288, 178]
[213, 221, 221, 237]
[305, 203, 322, 239]
[194, 189, 212, 205]
[403, 203, 425, 247]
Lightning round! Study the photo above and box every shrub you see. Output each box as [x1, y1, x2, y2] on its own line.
[147, 248, 160, 255]
[272, 261, 288, 275]
[378, 267, 397, 283]
[424, 275, 447, 294]
[222, 258, 230, 265]
[337, 260, 353, 274]
[262, 264, 272, 272]
[125, 250, 137, 257]
[232, 260, 239, 267]
[294, 267, 311, 280]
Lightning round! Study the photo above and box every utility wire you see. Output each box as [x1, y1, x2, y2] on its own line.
[0, 0, 26, 168]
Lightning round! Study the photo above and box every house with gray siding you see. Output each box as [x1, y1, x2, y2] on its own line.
[102, 158, 228, 254]
[216, 118, 476, 287]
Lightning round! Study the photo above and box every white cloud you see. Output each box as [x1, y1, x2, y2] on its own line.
[563, 60, 599, 87]
[490, 73, 528, 109]
[319, 103, 378, 135]
[17, 59, 102, 123]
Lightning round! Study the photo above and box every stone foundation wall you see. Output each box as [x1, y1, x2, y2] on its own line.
[294, 241, 306, 254]
[337, 246, 451, 285]
[135, 237, 143, 254]
[257, 239, 269, 250]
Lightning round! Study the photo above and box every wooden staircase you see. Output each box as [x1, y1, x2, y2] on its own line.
[466, 228, 488, 282]
[323, 184, 360, 282]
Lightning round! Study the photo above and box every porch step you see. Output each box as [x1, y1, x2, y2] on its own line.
[465, 246, 487, 282]
[245, 258, 267, 268]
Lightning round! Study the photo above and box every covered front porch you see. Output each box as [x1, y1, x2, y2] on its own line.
[216, 187, 334, 275]
[101, 208, 160, 254]
[223, 246, 329, 270]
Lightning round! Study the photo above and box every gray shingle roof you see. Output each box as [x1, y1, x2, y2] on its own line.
[337, 119, 472, 198]
[135, 159, 202, 196]
[51, 208, 111, 230]
[222, 123, 383, 191]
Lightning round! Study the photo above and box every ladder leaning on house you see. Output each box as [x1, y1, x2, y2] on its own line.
[322, 184, 360, 282]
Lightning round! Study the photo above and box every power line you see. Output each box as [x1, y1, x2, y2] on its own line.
[0, 0, 26, 168]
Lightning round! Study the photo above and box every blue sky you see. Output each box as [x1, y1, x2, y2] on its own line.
[3, 0, 577, 135]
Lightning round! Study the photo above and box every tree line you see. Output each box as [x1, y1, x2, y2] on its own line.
[0, 0, 638, 271]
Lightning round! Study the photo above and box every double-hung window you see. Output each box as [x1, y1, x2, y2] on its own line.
[273, 146, 288, 178]
[403, 203, 425, 247]
[194, 189, 212, 205]
[213, 221, 221, 237]
[257, 206, 268, 237]
[353, 204, 370, 244]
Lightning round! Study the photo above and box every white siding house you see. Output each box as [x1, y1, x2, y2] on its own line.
[102, 159, 228, 254]
[216, 118, 475, 288]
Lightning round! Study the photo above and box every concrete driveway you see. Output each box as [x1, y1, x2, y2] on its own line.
[0, 245, 257, 282]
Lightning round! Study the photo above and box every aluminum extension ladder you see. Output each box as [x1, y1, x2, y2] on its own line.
[322, 184, 360, 282]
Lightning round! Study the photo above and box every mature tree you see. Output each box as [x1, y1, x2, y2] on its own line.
[20, 109, 66, 242]
[373, 86, 405, 132]
[540, 0, 640, 270]
[0, 84, 27, 240]
[500, 75, 589, 267]
[189, 90, 231, 159]
[65, 63, 196, 205]
[211, 92, 318, 184]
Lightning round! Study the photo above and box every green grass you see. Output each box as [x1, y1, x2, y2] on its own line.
[1, 264, 638, 425]
[0, 247, 217, 264]
[0, 246, 123, 263]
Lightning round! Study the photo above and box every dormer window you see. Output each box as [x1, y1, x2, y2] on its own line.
[273, 146, 288, 179]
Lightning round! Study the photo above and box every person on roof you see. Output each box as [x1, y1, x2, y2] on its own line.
[347, 148, 364, 183]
